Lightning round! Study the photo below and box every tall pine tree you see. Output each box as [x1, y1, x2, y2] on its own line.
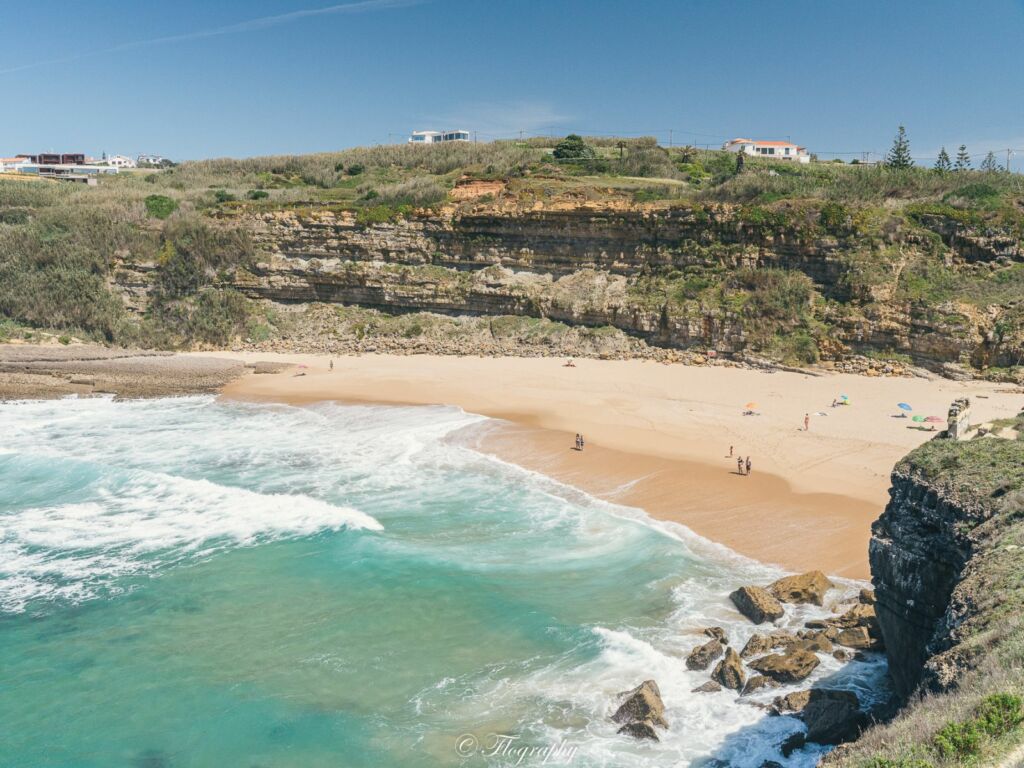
[981, 151, 999, 172]
[934, 147, 951, 172]
[955, 145, 971, 171]
[886, 126, 913, 169]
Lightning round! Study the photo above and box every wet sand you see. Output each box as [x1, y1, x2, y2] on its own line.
[201, 352, 1023, 578]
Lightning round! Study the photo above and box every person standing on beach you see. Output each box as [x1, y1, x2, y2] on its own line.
[737, 457, 744, 475]
[580, 434, 585, 450]
[745, 456, 752, 475]
[729, 445, 734, 457]
[330, 360, 334, 372]
[575, 434, 581, 451]
[804, 413, 809, 432]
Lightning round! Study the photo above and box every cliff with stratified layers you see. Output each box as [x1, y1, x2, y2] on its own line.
[830, 434, 1024, 767]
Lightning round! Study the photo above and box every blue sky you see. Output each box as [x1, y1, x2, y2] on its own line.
[2, 0, 1023, 163]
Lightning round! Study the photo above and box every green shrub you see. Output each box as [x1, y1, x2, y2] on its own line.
[933, 693, 1024, 759]
[212, 189, 236, 204]
[819, 201, 851, 234]
[246, 189, 269, 200]
[346, 163, 364, 176]
[356, 204, 413, 226]
[552, 134, 596, 160]
[144, 194, 178, 219]
[975, 692, 1024, 736]
[933, 721, 983, 758]
[58, 335, 71, 345]
[866, 759, 934, 768]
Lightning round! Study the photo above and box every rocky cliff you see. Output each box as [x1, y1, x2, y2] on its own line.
[100, 199, 1024, 374]
[832, 434, 1024, 766]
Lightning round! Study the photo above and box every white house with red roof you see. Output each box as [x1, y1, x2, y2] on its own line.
[722, 138, 810, 163]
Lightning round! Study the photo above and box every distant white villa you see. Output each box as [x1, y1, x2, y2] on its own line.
[408, 130, 471, 144]
[104, 154, 137, 169]
[722, 138, 810, 164]
[137, 154, 168, 166]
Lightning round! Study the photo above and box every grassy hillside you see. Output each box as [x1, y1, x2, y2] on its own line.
[1, 137, 1023, 368]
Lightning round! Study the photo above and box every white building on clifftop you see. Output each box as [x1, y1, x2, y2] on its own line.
[722, 138, 810, 163]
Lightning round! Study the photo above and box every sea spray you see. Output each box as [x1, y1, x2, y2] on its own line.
[0, 396, 887, 767]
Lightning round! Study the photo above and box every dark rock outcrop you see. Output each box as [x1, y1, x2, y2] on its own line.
[768, 570, 835, 606]
[686, 639, 724, 670]
[729, 586, 785, 624]
[611, 680, 668, 730]
[748, 650, 820, 683]
[703, 626, 729, 644]
[711, 648, 746, 691]
[616, 721, 660, 741]
[741, 675, 779, 696]
[869, 461, 979, 697]
[692, 680, 722, 694]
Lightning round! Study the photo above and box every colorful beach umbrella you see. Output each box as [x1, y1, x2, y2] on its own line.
[745, 402, 758, 409]
[840, 394, 849, 400]
[912, 415, 926, 422]
[897, 402, 913, 411]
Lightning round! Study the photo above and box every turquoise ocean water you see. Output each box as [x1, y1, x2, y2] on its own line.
[0, 397, 887, 767]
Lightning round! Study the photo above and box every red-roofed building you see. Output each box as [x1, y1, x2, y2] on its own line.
[722, 138, 810, 163]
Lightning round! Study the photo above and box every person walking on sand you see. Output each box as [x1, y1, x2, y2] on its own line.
[804, 413, 810, 432]
[575, 433, 581, 451]
[580, 434, 585, 450]
[745, 456, 752, 475]
[330, 360, 334, 372]
[737, 457, 744, 475]
[729, 445, 734, 457]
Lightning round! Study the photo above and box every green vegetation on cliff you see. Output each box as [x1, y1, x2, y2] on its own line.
[0, 136, 1022, 369]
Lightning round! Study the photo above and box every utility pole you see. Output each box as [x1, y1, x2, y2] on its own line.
[473, 131, 478, 143]
[519, 129, 524, 141]
[669, 129, 673, 148]
[1007, 148, 1013, 173]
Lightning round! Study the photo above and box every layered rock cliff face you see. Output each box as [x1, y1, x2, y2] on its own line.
[869, 464, 980, 698]
[832, 436, 1024, 765]
[108, 202, 1024, 371]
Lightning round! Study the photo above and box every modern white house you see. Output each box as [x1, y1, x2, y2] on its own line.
[137, 154, 168, 166]
[722, 138, 810, 163]
[0, 157, 30, 173]
[105, 154, 137, 169]
[408, 130, 471, 144]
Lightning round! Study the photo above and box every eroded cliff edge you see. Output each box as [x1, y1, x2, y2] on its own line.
[830, 432, 1024, 766]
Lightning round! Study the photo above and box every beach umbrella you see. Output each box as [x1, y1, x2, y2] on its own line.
[840, 394, 849, 400]
[745, 402, 758, 409]
[898, 402, 913, 411]
[925, 416, 945, 423]
[912, 415, 926, 422]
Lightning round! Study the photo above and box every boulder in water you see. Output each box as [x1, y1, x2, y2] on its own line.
[692, 680, 722, 693]
[749, 649, 820, 683]
[711, 647, 746, 691]
[729, 586, 784, 624]
[703, 626, 729, 644]
[835, 626, 881, 650]
[686, 639, 724, 670]
[616, 720, 660, 741]
[741, 675, 779, 696]
[768, 571, 835, 606]
[801, 689, 864, 744]
[611, 680, 668, 729]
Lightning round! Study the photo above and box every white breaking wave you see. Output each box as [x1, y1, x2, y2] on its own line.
[0, 467, 380, 613]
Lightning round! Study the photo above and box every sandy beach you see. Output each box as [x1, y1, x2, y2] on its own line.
[201, 352, 1023, 578]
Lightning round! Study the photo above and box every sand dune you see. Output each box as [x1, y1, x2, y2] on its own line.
[203, 352, 1023, 578]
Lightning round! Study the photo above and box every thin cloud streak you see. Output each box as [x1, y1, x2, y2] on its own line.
[0, 0, 422, 76]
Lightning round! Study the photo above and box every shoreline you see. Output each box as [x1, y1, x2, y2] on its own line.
[205, 351, 1024, 579]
